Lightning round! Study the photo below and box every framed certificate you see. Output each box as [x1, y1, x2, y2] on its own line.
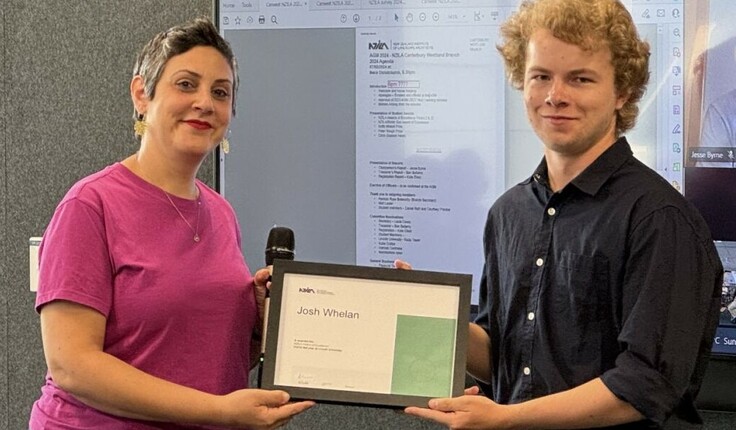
[260, 260, 472, 408]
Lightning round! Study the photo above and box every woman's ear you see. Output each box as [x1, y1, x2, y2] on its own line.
[130, 75, 148, 115]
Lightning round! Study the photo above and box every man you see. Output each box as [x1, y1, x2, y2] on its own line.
[404, 0, 723, 428]
[699, 88, 736, 167]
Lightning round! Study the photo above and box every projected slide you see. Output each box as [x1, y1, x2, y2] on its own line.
[219, 0, 685, 306]
[355, 26, 504, 280]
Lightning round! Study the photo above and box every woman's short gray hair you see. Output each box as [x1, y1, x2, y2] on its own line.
[132, 17, 239, 120]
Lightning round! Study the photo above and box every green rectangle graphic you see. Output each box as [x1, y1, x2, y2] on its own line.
[391, 315, 457, 397]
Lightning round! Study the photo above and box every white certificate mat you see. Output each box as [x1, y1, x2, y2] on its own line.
[261, 260, 471, 408]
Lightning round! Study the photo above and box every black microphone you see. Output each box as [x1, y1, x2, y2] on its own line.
[265, 226, 295, 266]
[258, 226, 294, 387]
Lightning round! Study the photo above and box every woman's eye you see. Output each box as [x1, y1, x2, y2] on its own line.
[177, 81, 195, 90]
[213, 88, 230, 99]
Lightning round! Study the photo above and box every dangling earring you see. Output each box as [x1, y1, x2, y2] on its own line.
[220, 131, 231, 154]
[134, 114, 148, 137]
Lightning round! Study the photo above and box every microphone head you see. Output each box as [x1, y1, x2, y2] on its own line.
[265, 226, 295, 265]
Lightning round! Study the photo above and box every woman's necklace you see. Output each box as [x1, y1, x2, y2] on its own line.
[164, 186, 202, 243]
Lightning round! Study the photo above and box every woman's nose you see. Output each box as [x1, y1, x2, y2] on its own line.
[193, 90, 215, 113]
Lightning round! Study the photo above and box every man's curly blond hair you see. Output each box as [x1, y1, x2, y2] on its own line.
[498, 0, 650, 136]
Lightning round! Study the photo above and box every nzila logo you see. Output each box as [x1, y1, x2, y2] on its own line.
[368, 40, 389, 50]
[299, 287, 316, 294]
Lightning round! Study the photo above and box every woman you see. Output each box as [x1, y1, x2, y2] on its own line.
[29, 18, 313, 429]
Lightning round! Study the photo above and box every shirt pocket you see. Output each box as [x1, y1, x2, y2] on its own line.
[552, 251, 610, 328]
[541, 251, 612, 383]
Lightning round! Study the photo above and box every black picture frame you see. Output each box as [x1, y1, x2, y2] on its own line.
[260, 260, 472, 408]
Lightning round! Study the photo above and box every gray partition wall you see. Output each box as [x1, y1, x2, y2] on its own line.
[0, 1, 214, 428]
[0, 1, 734, 429]
[1, 1, 8, 428]
[0, 1, 438, 429]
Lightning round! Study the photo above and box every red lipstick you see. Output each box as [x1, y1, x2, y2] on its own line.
[184, 120, 212, 130]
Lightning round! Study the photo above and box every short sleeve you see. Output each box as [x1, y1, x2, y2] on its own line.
[36, 196, 114, 317]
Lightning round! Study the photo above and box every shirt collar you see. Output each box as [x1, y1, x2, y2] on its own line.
[530, 137, 633, 196]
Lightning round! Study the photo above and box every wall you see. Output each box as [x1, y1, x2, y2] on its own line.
[0, 1, 214, 428]
[0, 1, 733, 429]
[0, 1, 437, 428]
[1, 0, 8, 426]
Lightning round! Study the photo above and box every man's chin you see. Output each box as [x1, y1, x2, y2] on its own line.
[541, 138, 583, 155]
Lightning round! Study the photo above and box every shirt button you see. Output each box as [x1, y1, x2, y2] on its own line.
[547, 207, 556, 216]
[535, 258, 544, 267]
[527, 312, 535, 321]
[523, 367, 531, 376]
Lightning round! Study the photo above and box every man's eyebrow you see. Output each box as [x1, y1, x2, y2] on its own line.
[525, 66, 601, 77]
[567, 68, 600, 76]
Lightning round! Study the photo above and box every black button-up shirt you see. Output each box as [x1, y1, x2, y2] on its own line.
[475, 138, 723, 428]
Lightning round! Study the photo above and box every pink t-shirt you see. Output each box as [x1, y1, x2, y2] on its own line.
[30, 163, 258, 429]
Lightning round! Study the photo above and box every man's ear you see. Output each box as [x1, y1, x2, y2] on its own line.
[615, 90, 630, 111]
[130, 75, 149, 115]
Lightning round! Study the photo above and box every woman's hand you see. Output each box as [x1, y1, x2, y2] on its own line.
[218, 389, 314, 429]
[40, 301, 313, 427]
[253, 267, 272, 323]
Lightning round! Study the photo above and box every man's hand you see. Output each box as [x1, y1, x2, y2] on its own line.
[394, 259, 413, 270]
[404, 386, 511, 430]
